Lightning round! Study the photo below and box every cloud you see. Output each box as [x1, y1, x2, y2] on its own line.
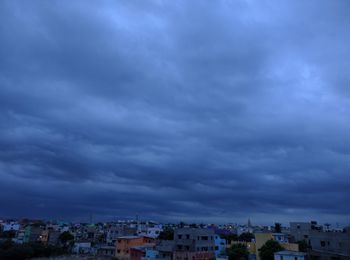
[0, 0, 350, 224]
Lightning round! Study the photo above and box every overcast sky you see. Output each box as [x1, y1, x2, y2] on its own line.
[1, 0, 350, 225]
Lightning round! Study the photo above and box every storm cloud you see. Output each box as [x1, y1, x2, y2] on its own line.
[1, 0, 350, 224]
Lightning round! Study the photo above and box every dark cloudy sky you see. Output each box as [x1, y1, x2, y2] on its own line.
[1, 0, 350, 225]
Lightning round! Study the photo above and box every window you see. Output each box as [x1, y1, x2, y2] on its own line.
[280, 256, 283, 260]
[186, 234, 190, 239]
[294, 257, 298, 260]
[178, 235, 182, 239]
[320, 241, 326, 247]
[201, 236, 208, 240]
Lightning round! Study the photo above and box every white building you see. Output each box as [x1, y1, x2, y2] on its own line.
[274, 251, 306, 260]
[73, 242, 92, 254]
[2, 222, 20, 232]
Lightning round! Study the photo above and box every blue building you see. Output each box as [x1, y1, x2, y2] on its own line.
[214, 234, 226, 258]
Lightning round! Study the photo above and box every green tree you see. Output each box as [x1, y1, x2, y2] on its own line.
[221, 233, 239, 243]
[158, 227, 174, 240]
[259, 239, 284, 260]
[58, 231, 74, 245]
[227, 243, 249, 260]
[238, 232, 254, 242]
[274, 223, 282, 233]
[297, 240, 308, 252]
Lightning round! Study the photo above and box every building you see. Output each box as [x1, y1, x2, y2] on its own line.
[254, 233, 299, 260]
[97, 245, 116, 258]
[274, 251, 306, 260]
[115, 236, 155, 260]
[2, 222, 20, 232]
[308, 227, 350, 260]
[107, 225, 137, 245]
[290, 221, 322, 243]
[73, 241, 92, 254]
[130, 244, 156, 260]
[173, 228, 216, 260]
[23, 225, 43, 243]
[290, 222, 350, 260]
[214, 234, 227, 258]
[155, 239, 175, 260]
[145, 225, 163, 238]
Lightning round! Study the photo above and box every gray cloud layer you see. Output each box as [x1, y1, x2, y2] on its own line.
[1, 0, 350, 224]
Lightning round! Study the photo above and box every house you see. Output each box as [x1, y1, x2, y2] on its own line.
[274, 251, 306, 260]
[97, 245, 116, 257]
[73, 241, 92, 254]
[2, 222, 20, 232]
[155, 239, 175, 260]
[107, 225, 137, 245]
[129, 243, 156, 260]
[115, 236, 155, 260]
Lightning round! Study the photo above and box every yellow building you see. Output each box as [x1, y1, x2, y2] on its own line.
[255, 233, 299, 260]
[228, 233, 299, 260]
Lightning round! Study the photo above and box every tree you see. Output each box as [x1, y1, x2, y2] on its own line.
[58, 231, 74, 245]
[158, 227, 174, 240]
[227, 243, 249, 260]
[297, 240, 308, 252]
[259, 239, 284, 260]
[221, 233, 239, 243]
[238, 232, 254, 242]
[274, 223, 282, 233]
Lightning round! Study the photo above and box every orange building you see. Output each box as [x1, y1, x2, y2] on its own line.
[115, 236, 155, 260]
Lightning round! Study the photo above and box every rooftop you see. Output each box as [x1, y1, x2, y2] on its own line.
[275, 251, 307, 256]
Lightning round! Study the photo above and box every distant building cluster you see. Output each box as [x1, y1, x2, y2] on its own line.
[0, 218, 349, 260]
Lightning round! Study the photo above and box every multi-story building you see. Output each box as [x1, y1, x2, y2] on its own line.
[290, 221, 322, 243]
[214, 234, 227, 258]
[115, 236, 155, 260]
[23, 225, 43, 243]
[173, 228, 216, 260]
[308, 227, 350, 260]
